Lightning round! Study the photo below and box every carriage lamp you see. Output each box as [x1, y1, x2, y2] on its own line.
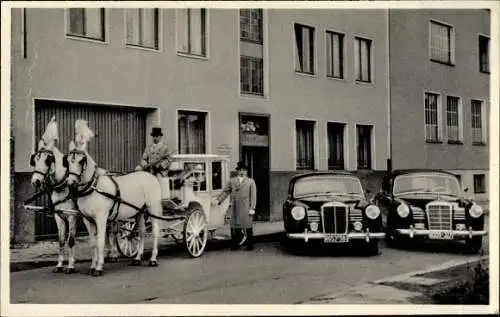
[365, 205, 380, 220]
[397, 204, 410, 218]
[291, 206, 306, 221]
[310, 222, 319, 232]
[353, 221, 363, 231]
[469, 204, 483, 218]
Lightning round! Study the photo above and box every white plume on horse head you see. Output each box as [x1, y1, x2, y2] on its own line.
[40, 116, 58, 150]
[75, 119, 94, 149]
[68, 140, 76, 152]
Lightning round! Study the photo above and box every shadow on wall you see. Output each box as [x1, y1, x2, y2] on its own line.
[269, 170, 387, 221]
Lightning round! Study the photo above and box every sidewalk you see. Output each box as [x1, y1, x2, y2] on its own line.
[301, 256, 489, 304]
[10, 221, 284, 270]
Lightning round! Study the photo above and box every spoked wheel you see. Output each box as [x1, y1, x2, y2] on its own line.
[115, 219, 140, 258]
[183, 205, 208, 258]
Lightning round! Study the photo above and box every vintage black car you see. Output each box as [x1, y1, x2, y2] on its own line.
[283, 171, 385, 255]
[375, 169, 487, 254]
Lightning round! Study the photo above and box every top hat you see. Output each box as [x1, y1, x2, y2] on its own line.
[236, 161, 247, 171]
[151, 127, 163, 137]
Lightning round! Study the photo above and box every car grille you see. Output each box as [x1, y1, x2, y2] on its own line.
[321, 204, 348, 234]
[426, 203, 452, 230]
[453, 207, 466, 220]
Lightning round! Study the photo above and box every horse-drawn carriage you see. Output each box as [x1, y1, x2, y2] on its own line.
[115, 154, 231, 259]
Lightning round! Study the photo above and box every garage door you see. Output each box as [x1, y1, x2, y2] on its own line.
[33, 99, 149, 239]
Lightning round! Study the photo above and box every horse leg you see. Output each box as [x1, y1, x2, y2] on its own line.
[93, 214, 108, 276]
[53, 214, 66, 273]
[148, 203, 162, 267]
[106, 222, 119, 262]
[84, 218, 97, 276]
[65, 215, 77, 274]
[130, 215, 145, 266]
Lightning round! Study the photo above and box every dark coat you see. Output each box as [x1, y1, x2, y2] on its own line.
[217, 176, 257, 229]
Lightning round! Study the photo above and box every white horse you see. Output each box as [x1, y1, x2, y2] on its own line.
[64, 140, 163, 276]
[30, 139, 120, 274]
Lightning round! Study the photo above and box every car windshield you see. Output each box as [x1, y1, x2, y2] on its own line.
[293, 175, 364, 198]
[393, 173, 461, 196]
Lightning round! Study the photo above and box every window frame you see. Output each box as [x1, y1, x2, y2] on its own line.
[445, 95, 463, 144]
[295, 119, 316, 170]
[176, 109, 209, 155]
[65, 8, 106, 43]
[175, 8, 209, 59]
[326, 121, 346, 170]
[478, 34, 490, 74]
[293, 22, 316, 75]
[325, 30, 345, 80]
[354, 36, 372, 83]
[124, 8, 161, 51]
[424, 91, 443, 143]
[429, 19, 455, 66]
[473, 174, 486, 194]
[240, 55, 264, 96]
[471, 99, 488, 145]
[356, 124, 373, 170]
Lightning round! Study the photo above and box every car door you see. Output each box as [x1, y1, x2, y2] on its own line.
[209, 160, 230, 229]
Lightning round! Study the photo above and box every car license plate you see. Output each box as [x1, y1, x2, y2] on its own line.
[429, 230, 454, 240]
[324, 234, 348, 243]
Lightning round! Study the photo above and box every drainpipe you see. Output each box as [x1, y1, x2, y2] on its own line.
[386, 9, 392, 172]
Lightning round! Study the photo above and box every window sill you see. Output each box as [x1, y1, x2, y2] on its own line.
[480, 70, 490, 75]
[474, 191, 486, 195]
[355, 79, 373, 85]
[177, 52, 208, 60]
[126, 44, 161, 53]
[473, 142, 488, 146]
[240, 92, 266, 100]
[66, 34, 107, 45]
[240, 38, 263, 45]
[326, 76, 346, 82]
[295, 71, 317, 78]
[430, 59, 455, 67]
[425, 140, 443, 144]
[447, 140, 464, 145]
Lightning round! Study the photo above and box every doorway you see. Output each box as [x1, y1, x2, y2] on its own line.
[239, 113, 270, 221]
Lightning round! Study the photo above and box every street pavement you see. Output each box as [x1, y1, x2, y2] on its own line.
[10, 236, 486, 304]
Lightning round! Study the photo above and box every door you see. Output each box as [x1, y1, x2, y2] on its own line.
[242, 146, 270, 221]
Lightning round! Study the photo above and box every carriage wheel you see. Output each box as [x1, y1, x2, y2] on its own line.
[183, 205, 208, 258]
[115, 220, 140, 258]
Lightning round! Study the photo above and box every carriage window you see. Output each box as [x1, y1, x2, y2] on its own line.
[184, 162, 207, 191]
[212, 161, 223, 190]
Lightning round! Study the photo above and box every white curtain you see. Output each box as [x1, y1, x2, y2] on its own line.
[326, 33, 332, 76]
[333, 34, 341, 77]
[125, 9, 139, 44]
[85, 8, 103, 39]
[189, 8, 203, 55]
[141, 9, 155, 48]
[302, 27, 311, 73]
[176, 9, 189, 52]
[360, 39, 370, 81]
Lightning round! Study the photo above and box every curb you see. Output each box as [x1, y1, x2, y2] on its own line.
[301, 256, 488, 304]
[10, 231, 284, 272]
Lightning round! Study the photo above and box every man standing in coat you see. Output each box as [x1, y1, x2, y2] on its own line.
[212, 161, 257, 250]
[135, 127, 172, 176]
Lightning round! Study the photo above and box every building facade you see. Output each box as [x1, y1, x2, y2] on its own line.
[388, 9, 490, 209]
[11, 8, 390, 242]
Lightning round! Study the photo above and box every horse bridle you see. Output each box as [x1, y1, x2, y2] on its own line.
[30, 149, 69, 193]
[64, 150, 99, 197]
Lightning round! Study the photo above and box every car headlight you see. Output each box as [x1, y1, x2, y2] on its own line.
[397, 204, 410, 218]
[469, 204, 483, 218]
[291, 206, 306, 221]
[365, 205, 380, 220]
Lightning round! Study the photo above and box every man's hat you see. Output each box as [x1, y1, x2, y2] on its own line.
[236, 161, 247, 171]
[151, 127, 163, 137]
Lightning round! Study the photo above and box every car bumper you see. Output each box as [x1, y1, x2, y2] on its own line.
[287, 230, 385, 243]
[395, 228, 488, 240]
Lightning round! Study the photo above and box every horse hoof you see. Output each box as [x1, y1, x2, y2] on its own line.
[88, 268, 96, 275]
[130, 259, 142, 266]
[53, 267, 64, 273]
[92, 270, 103, 277]
[148, 260, 158, 267]
[65, 267, 76, 274]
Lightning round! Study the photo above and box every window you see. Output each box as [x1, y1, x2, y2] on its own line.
[430, 20, 454, 64]
[471, 100, 486, 145]
[240, 9, 262, 43]
[212, 161, 223, 190]
[326, 31, 344, 79]
[473, 174, 486, 194]
[479, 35, 490, 73]
[425, 92, 441, 142]
[125, 9, 159, 50]
[294, 24, 314, 74]
[184, 162, 207, 191]
[176, 8, 207, 56]
[446, 96, 462, 143]
[357, 125, 372, 169]
[22, 8, 27, 58]
[240, 56, 263, 95]
[178, 111, 206, 154]
[354, 37, 371, 82]
[296, 120, 315, 170]
[327, 122, 345, 170]
[67, 8, 105, 41]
